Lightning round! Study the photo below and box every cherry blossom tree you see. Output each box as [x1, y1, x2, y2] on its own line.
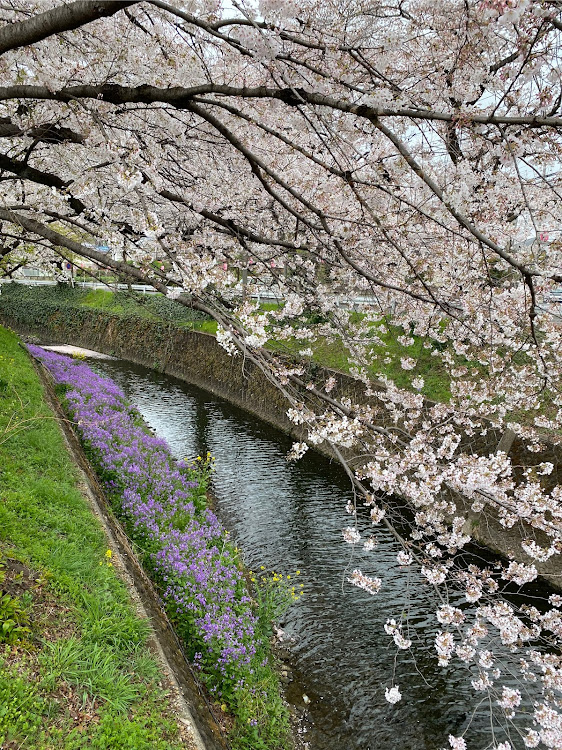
[2, 1, 562, 746]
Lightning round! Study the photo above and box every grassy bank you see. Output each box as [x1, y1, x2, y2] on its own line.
[0, 282, 450, 401]
[266, 320, 451, 402]
[0, 325, 191, 749]
[0, 283, 212, 330]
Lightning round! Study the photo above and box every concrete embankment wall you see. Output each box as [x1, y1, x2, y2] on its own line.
[3, 303, 562, 589]
[2, 304, 386, 444]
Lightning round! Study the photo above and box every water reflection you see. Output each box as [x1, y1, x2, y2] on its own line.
[91, 359, 523, 749]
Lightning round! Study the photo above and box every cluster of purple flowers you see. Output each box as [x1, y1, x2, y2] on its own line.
[29, 346, 257, 694]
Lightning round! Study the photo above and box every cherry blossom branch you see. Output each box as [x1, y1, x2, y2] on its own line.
[1, 83, 562, 128]
[0, 152, 87, 214]
[0, 1, 137, 55]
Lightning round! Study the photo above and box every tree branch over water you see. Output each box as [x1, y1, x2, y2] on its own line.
[2, 1, 562, 745]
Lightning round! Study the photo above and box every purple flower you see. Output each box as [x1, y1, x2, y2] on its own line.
[29, 345, 259, 692]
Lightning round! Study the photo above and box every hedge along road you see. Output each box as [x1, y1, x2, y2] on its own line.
[84, 354, 554, 750]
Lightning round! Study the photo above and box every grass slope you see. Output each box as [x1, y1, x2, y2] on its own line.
[0, 324, 190, 750]
[0, 283, 451, 401]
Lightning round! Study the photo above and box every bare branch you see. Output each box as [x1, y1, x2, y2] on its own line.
[1, 83, 562, 128]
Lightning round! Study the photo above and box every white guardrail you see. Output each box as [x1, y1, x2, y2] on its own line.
[0, 278, 378, 309]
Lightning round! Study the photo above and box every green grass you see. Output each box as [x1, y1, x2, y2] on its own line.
[80, 289, 126, 311]
[0, 282, 452, 401]
[267, 319, 452, 402]
[0, 325, 187, 749]
[190, 319, 218, 334]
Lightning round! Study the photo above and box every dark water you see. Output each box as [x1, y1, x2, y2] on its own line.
[91, 359, 533, 750]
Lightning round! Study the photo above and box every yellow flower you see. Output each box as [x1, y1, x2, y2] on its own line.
[105, 549, 112, 559]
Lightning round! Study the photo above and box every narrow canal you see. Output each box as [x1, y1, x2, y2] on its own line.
[90, 357, 532, 750]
